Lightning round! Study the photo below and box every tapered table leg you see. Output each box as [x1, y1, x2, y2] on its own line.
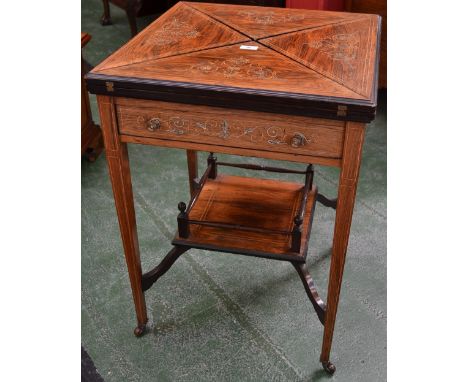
[186, 150, 198, 198]
[320, 122, 366, 374]
[97, 95, 148, 337]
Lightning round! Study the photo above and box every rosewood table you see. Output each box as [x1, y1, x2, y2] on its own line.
[86, 2, 381, 374]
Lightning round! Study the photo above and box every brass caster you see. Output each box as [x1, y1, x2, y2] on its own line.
[322, 361, 336, 375]
[100, 15, 112, 26]
[133, 324, 146, 337]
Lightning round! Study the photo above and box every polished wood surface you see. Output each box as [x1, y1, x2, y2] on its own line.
[261, 15, 379, 98]
[87, 1, 381, 122]
[97, 43, 365, 100]
[320, 121, 365, 368]
[94, 3, 248, 70]
[101, 1, 286, 38]
[97, 95, 148, 335]
[190, 2, 355, 39]
[115, 98, 345, 159]
[121, 134, 342, 167]
[173, 175, 317, 260]
[345, 0, 386, 88]
[90, 2, 380, 372]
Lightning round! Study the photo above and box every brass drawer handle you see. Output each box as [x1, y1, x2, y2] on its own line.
[291, 133, 307, 148]
[147, 118, 161, 132]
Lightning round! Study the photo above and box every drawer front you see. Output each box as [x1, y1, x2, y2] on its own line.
[115, 98, 345, 158]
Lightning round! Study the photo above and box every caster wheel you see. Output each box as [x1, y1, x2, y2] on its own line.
[133, 325, 146, 337]
[101, 15, 112, 26]
[322, 361, 336, 375]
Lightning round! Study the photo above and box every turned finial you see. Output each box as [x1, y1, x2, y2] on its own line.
[294, 215, 303, 227]
[178, 202, 187, 213]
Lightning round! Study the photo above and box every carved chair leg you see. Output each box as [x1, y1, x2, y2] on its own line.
[100, 0, 112, 25]
[142, 246, 189, 291]
[292, 262, 327, 325]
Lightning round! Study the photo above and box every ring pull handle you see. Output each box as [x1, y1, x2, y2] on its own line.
[147, 118, 161, 132]
[291, 133, 307, 148]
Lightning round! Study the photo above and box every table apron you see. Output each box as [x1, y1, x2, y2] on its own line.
[114, 98, 345, 167]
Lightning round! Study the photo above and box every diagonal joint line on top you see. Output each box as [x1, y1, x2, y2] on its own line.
[184, 2, 255, 41]
[92, 40, 250, 73]
[255, 15, 370, 41]
[256, 39, 368, 98]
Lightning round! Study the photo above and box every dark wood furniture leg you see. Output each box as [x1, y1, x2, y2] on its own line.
[101, 0, 112, 25]
[126, 1, 138, 37]
[320, 122, 366, 374]
[292, 262, 327, 324]
[97, 95, 148, 337]
[81, 33, 103, 162]
[316, 193, 337, 209]
[142, 246, 189, 291]
[186, 150, 198, 198]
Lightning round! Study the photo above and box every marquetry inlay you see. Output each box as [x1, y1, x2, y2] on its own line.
[191, 57, 277, 79]
[135, 114, 313, 147]
[237, 10, 304, 25]
[305, 32, 360, 61]
[90, 1, 380, 121]
[150, 18, 201, 46]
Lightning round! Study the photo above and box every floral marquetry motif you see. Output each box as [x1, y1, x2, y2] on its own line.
[135, 113, 314, 148]
[89, 1, 381, 122]
[260, 17, 379, 97]
[87, 2, 381, 374]
[188, 2, 358, 40]
[191, 57, 277, 79]
[237, 10, 304, 25]
[305, 32, 360, 61]
[91, 2, 248, 70]
[149, 18, 200, 46]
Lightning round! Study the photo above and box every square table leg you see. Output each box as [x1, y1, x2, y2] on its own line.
[97, 95, 148, 336]
[186, 150, 198, 198]
[320, 121, 366, 373]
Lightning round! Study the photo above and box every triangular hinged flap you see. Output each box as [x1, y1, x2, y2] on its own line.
[95, 43, 365, 100]
[260, 16, 380, 98]
[187, 2, 359, 40]
[92, 2, 249, 72]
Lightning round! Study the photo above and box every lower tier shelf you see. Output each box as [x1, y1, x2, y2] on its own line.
[172, 174, 317, 262]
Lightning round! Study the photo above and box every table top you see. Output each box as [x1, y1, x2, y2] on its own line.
[86, 2, 381, 122]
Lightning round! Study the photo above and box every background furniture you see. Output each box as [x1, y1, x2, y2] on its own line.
[185, 0, 285, 4]
[286, 0, 344, 11]
[100, 0, 168, 36]
[81, 33, 103, 162]
[101, 0, 285, 37]
[87, 2, 380, 374]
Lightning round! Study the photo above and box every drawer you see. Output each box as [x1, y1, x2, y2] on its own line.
[115, 98, 345, 159]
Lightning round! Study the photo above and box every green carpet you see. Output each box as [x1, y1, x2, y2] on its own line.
[82, 1, 387, 380]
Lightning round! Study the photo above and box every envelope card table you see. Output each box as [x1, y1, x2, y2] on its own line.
[86, 2, 381, 374]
